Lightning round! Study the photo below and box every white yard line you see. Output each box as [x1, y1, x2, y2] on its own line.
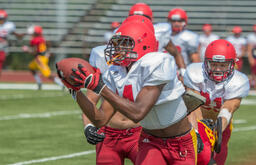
[0, 110, 80, 121]
[0, 93, 66, 100]
[233, 125, 256, 132]
[0, 83, 62, 90]
[8, 150, 95, 165]
[241, 99, 256, 105]
[233, 119, 247, 124]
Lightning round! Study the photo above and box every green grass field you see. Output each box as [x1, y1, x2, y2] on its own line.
[0, 89, 256, 165]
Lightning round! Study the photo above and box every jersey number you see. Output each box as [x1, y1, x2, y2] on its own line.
[123, 85, 134, 102]
[200, 91, 222, 112]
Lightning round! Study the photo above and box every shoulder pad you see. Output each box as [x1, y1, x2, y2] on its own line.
[186, 63, 204, 83]
[154, 23, 171, 34]
[180, 30, 199, 42]
[225, 70, 250, 99]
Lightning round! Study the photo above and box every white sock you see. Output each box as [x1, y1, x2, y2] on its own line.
[54, 77, 64, 87]
[34, 74, 41, 85]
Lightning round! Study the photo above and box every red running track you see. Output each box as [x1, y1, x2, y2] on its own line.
[0, 70, 57, 83]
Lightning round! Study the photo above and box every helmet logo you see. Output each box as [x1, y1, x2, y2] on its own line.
[212, 55, 225, 62]
[133, 11, 144, 15]
[171, 14, 181, 20]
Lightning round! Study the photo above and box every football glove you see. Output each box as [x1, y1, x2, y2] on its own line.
[84, 124, 105, 145]
[70, 64, 106, 94]
[214, 117, 223, 153]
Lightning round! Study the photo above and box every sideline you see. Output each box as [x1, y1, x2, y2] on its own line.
[8, 150, 95, 165]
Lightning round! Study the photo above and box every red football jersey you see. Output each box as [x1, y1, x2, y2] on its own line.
[30, 36, 47, 55]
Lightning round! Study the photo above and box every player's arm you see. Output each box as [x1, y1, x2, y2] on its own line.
[218, 98, 241, 132]
[247, 43, 255, 66]
[164, 40, 186, 69]
[12, 31, 26, 40]
[76, 89, 116, 128]
[22, 44, 37, 57]
[68, 64, 164, 123]
[190, 52, 201, 63]
[101, 84, 165, 123]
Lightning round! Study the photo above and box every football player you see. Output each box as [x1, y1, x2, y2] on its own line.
[0, 9, 24, 77]
[60, 19, 198, 164]
[184, 39, 250, 165]
[22, 25, 63, 90]
[129, 3, 186, 76]
[168, 8, 201, 65]
[80, 15, 153, 164]
[246, 24, 256, 89]
[226, 26, 247, 71]
[198, 24, 219, 61]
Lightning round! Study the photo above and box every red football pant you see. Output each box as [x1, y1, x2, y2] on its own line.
[96, 126, 141, 165]
[136, 129, 197, 165]
[0, 51, 6, 74]
[214, 123, 232, 165]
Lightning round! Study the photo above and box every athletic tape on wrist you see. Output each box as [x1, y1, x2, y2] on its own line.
[180, 68, 186, 77]
[84, 123, 95, 131]
[218, 108, 232, 123]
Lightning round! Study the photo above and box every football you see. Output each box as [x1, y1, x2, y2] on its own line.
[56, 57, 95, 85]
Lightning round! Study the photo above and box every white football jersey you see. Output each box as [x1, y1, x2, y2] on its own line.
[89, 45, 109, 73]
[171, 30, 199, 65]
[153, 22, 172, 52]
[184, 63, 250, 112]
[247, 33, 256, 46]
[226, 35, 247, 58]
[103, 52, 187, 129]
[199, 34, 219, 61]
[0, 21, 16, 51]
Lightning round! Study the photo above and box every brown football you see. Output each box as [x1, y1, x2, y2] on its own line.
[56, 58, 95, 85]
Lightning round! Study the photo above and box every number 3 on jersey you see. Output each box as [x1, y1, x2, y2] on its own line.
[200, 91, 222, 112]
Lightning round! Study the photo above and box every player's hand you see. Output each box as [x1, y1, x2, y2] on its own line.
[22, 45, 29, 52]
[70, 64, 106, 94]
[84, 124, 105, 145]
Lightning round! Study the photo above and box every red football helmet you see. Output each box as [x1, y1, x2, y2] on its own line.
[111, 21, 120, 29]
[105, 21, 157, 67]
[0, 10, 8, 19]
[122, 15, 154, 33]
[128, 3, 153, 20]
[204, 39, 237, 83]
[34, 25, 43, 35]
[168, 8, 187, 32]
[202, 24, 212, 31]
[232, 26, 242, 34]
[253, 24, 256, 32]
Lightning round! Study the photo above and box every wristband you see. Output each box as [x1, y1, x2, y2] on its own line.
[84, 123, 95, 131]
[179, 68, 186, 77]
[217, 108, 232, 124]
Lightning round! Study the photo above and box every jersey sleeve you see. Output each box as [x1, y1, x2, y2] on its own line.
[154, 23, 172, 51]
[224, 71, 250, 100]
[89, 45, 108, 73]
[89, 48, 97, 67]
[186, 32, 199, 55]
[142, 53, 176, 87]
[102, 67, 116, 92]
[6, 22, 16, 34]
[183, 63, 204, 91]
